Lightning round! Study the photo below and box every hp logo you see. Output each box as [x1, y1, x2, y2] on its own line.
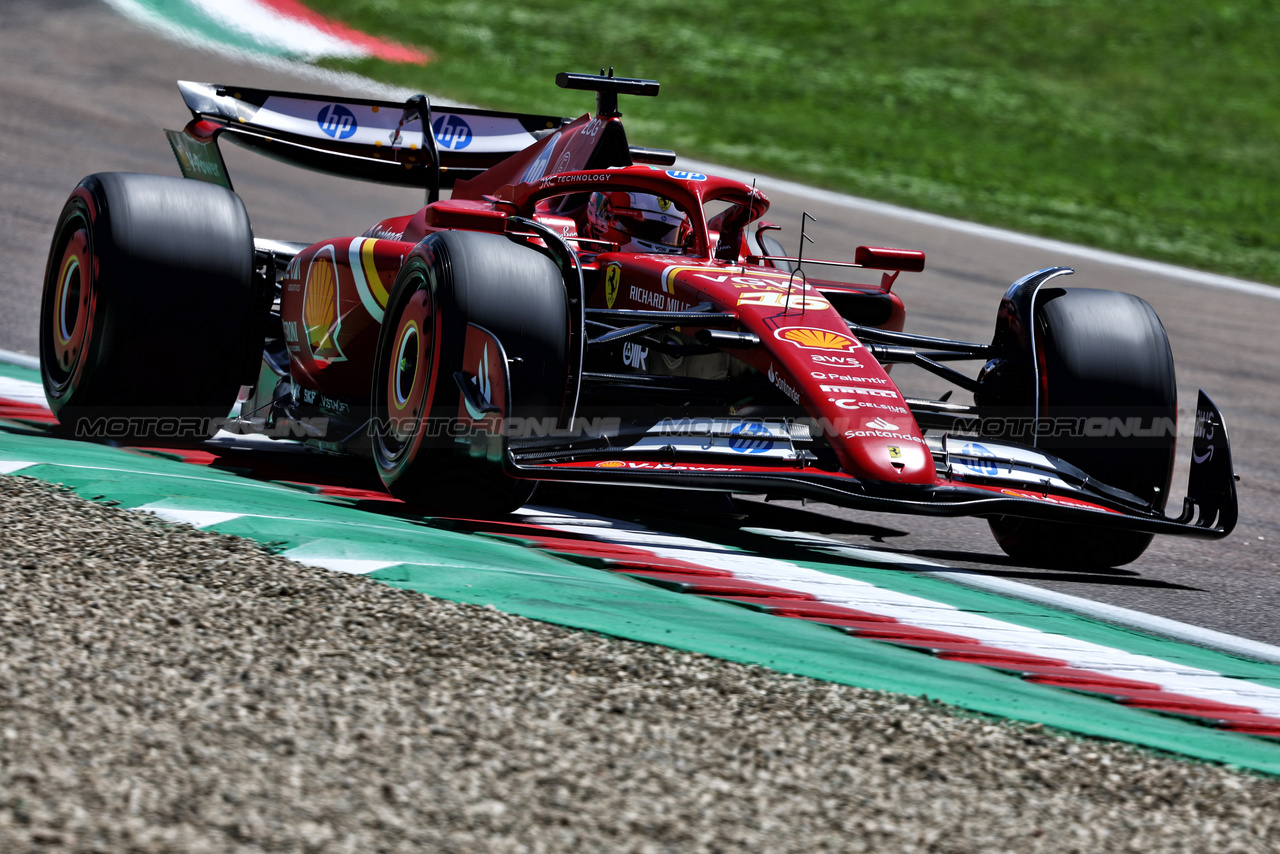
[729, 422, 772, 454]
[960, 443, 1000, 476]
[316, 104, 358, 140]
[433, 115, 473, 150]
[666, 170, 706, 181]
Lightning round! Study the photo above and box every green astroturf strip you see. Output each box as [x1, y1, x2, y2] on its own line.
[0, 361, 40, 383]
[127, 0, 311, 59]
[8, 424, 1280, 771]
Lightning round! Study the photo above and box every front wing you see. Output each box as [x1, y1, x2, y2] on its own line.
[500, 391, 1237, 539]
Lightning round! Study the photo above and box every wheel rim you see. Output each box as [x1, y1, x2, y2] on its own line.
[378, 287, 435, 463]
[43, 217, 95, 400]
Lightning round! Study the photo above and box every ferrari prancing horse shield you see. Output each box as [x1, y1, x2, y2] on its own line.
[605, 264, 622, 309]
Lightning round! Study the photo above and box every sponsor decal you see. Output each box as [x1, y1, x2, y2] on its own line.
[996, 487, 1091, 507]
[316, 104, 358, 140]
[666, 170, 706, 181]
[520, 131, 561, 183]
[303, 245, 347, 365]
[839, 400, 908, 414]
[767, 364, 801, 404]
[865, 417, 900, 431]
[811, 370, 884, 383]
[959, 442, 999, 476]
[282, 320, 299, 343]
[432, 114, 472, 150]
[628, 285, 664, 309]
[165, 129, 229, 186]
[843, 429, 926, 444]
[810, 353, 865, 368]
[728, 422, 773, 454]
[463, 343, 495, 420]
[824, 384, 898, 399]
[622, 342, 649, 370]
[594, 461, 744, 472]
[365, 223, 404, 241]
[1193, 407, 1215, 463]
[320, 395, 351, 415]
[301, 388, 317, 404]
[737, 291, 830, 311]
[775, 327, 862, 352]
[538, 171, 612, 188]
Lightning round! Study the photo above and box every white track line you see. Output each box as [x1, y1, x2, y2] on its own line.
[522, 506, 1280, 712]
[0, 349, 39, 370]
[759, 528, 1280, 667]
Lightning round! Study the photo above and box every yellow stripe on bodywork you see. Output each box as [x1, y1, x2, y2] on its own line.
[349, 238, 388, 322]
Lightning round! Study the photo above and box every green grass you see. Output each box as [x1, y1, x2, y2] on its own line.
[304, 0, 1279, 283]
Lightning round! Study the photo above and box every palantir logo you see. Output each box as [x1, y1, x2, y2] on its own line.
[317, 104, 358, 140]
[433, 114, 473, 150]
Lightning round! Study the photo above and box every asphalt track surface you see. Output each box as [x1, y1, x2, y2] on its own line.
[4, 0, 1279, 644]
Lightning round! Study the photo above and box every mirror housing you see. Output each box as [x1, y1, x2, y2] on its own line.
[855, 246, 926, 272]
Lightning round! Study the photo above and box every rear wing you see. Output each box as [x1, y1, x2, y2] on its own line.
[166, 81, 569, 196]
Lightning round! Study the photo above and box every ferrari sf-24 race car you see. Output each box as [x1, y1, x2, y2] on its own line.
[38, 72, 1237, 567]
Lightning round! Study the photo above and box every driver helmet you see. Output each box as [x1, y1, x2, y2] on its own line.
[585, 191, 690, 254]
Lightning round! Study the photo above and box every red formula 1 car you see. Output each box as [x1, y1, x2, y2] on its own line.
[38, 72, 1237, 567]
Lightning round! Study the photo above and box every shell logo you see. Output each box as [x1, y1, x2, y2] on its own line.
[303, 249, 346, 364]
[596, 460, 626, 468]
[774, 327, 861, 351]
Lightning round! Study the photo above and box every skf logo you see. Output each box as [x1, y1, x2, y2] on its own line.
[316, 104, 358, 140]
[433, 114, 473, 150]
[775, 327, 861, 351]
[605, 264, 622, 309]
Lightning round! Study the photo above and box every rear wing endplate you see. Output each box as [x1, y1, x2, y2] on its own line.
[168, 81, 569, 193]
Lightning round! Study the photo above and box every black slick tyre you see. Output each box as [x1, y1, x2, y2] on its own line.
[39, 172, 260, 442]
[988, 288, 1177, 568]
[371, 230, 569, 515]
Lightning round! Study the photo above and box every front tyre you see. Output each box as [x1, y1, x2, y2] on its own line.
[988, 288, 1177, 568]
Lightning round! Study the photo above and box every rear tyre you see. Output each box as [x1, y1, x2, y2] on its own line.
[39, 173, 260, 441]
[987, 288, 1177, 568]
[371, 231, 569, 516]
